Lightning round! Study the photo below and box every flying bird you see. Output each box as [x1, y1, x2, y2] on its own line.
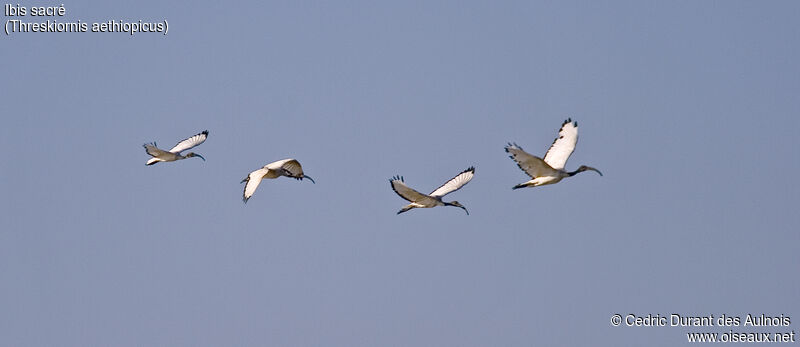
[143, 130, 208, 165]
[241, 159, 315, 203]
[506, 118, 602, 189]
[390, 167, 474, 215]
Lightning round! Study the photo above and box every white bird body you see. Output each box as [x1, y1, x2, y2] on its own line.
[506, 119, 601, 189]
[390, 167, 474, 215]
[143, 130, 208, 165]
[241, 158, 314, 203]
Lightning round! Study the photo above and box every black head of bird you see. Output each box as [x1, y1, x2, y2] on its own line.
[570, 165, 602, 176]
[185, 152, 205, 161]
[445, 201, 469, 215]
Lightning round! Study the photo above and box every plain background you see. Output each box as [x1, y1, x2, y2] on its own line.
[1, 1, 798, 346]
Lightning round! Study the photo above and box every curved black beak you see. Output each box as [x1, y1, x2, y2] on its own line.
[447, 202, 469, 215]
[304, 175, 315, 184]
[588, 167, 602, 176]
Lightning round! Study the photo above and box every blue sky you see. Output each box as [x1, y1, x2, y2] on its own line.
[1, 1, 798, 346]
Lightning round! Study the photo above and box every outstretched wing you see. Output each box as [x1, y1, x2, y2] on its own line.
[264, 158, 314, 183]
[143, 143, 168, 157]
[505, 143, 557, 178]
[429, 167, 475, 198]
[168, 130, 209, 154]
[241, 168, 268, 203]
[278, 159, 305, 179]
[543, 119, 578, 170]
[390, 176, 437, 204]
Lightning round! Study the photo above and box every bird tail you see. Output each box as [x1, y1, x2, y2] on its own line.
[397, 205, 414, 215]
[512, 183, 530, 190]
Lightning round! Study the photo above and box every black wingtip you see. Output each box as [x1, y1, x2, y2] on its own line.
[201, 130, 209, 136]
[505, 142, 522, 152]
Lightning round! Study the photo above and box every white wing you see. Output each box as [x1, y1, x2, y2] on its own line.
[506, 143, 558, 178]
[390, 176, 437, 205]
[241, 168, 268, 203]
[429, 167, 475, 198]
[265, 158, 314, 183]
[275, 159, 304, 178]
[168, 130, 208, 154]
[265, 158, 293, 170]
[543, 119, 578, 170]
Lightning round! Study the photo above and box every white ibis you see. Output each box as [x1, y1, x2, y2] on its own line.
[506, 118, 601, 189]
[241, 159, 314, 203]
[143, 130, 208, 165]
[390, 167, 474, 215]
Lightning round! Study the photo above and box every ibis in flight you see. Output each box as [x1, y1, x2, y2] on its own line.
[143, 130, 208, 165]
[241, 159, 315, 203]
[390, 167, 474, 215]
[505, 118, 602, 189]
